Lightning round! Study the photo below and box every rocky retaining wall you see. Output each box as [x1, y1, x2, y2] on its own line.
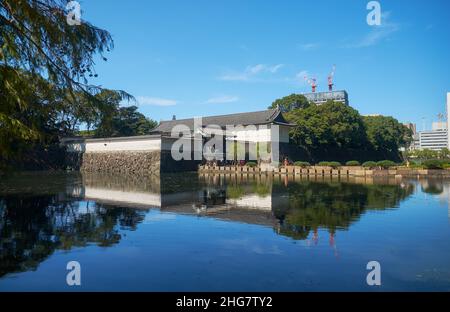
[65, 150, 201, 175]
[78, 151, 161, 175]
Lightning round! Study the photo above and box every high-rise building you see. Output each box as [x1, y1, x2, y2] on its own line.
[447, 92, 450, 149]
[409, 93, 450, 151]
[302, 90, 349, 105]
[418, 128, 448, 151]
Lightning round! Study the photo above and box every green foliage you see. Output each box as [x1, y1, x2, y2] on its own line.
[407, 148, 450, 160]
[422, 159, 444, 169]
[362, 161, 377, 168]
[95, 104, 157, 138]
[280, 96, 412, 162]
[227, 185, 245, 199]
[269, 94, 310, 115]
[245, 161, 257, 167]
[376, 160, 396, 169]
[346, 160, 360, 166]
[294, 161, 311, 167]
[289, 101, 367, 149]
[363, 115, 412, 153]
[0, 0, 136, 163]
[318, 161, 341, 168]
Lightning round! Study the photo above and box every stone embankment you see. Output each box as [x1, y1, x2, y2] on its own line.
[199, 165, 450, 178]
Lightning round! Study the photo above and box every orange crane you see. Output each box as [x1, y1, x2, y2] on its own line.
[304, 75, 318, 93]
[328, 64, 336, 91]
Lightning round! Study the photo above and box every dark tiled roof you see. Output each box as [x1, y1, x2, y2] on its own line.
[152, 108, 291, 133]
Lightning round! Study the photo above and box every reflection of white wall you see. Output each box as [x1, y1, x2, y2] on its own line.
[227, 194, 272, 211]
[68, 186, 162, 207]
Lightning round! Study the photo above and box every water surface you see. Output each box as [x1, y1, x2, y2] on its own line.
[0, 172, 449, 291]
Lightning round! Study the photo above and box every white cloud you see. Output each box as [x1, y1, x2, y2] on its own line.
[205, 95, 239, 104]
[295, 70, 309, 83]
[299, 43, 319, 51]
[137, 96, 177, 106]
[346, 12, 399, 48]
[219, 63, 284, 81]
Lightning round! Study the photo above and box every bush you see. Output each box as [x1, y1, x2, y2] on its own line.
[246, 161, 257, 167]
[376, 160, 396, 169]
[328, 161, 342, 168]
[422, 159, 444, 169]
[362, 161, 377, 168]
[294, 161, 310, 167]
[318, 161, 341, 168]
[345, 160, 360, 166]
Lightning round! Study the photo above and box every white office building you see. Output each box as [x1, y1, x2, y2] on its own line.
[418, 126, 448, 151]
[447, 92, 450, 149]
[411, 92, 450, 151]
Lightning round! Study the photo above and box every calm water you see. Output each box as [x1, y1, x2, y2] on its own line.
[0, 172, 449, 291]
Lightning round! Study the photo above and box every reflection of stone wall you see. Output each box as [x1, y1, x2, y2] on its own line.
[81, 172, 161, 194]
[80, 151, 161, 175]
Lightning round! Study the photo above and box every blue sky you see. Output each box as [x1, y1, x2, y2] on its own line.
[81, 0, 450, 129]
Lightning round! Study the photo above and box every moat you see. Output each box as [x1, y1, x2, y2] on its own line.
[0, 172, 449, 291]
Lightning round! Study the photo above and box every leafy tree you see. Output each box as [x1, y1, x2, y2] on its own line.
[289, 101, 367, 149]
[269, 94, 311, 116]
[363, 115, 412, 153]
[95, 104, 157, 138]
[0, 0, 132, 163]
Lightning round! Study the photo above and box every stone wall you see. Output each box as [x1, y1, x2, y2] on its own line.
[79, 151, 161, 175]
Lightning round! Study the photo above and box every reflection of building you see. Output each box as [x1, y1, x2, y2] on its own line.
[302, 90, 349, 106]
[67, 173, 288, 227]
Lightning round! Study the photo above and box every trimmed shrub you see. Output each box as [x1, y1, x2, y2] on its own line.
[318, 161, 341, 168]
[328, 161, 342, 168]
[345, 160, 360, 166]
[246, 161, 257, 167]
[294, 161, 310, 167]
[376, 160, 396, 169]
[422, 159, 443, 169]
[362, 161, 377, 168]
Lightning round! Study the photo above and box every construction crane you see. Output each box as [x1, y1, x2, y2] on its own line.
[304, 75, 318, 93]
[328, 64, 336, 91]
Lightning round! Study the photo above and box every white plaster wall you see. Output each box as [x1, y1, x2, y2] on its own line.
[225, 125, 290, 143]
[66, 137, 161, 153]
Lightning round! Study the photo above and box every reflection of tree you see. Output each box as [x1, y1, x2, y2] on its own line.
[273, 182, 414, 240]
[420, 180, 444, 195]
[0, 195, 146, 277]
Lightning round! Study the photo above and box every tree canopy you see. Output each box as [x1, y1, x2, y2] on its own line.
[363, 115, 412, 153]
[269, 94, 311, 114]
[277, 98, 412, 162]
[0, 0, 155, 167]
[289, 101, 367, 149]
